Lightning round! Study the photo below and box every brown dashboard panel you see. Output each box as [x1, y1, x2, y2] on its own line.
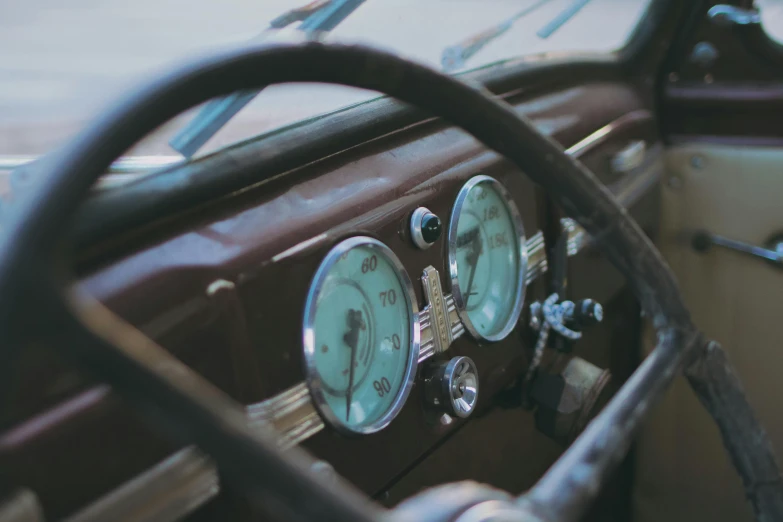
[0, 80, 658, 520]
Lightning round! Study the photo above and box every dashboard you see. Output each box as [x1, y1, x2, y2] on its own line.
[0, 80, 661, 521]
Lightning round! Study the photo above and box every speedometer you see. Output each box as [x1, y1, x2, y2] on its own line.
[303, 237, 420, 435]
[448, 175, 528, 342]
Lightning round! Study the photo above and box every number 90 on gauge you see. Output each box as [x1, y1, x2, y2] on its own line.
[303, 237, 420, 435]
[448, 175, 528, 342]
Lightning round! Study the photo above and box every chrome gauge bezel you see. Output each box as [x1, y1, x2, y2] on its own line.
[302, 236, 421, 436]
[447, 175, 528, 343]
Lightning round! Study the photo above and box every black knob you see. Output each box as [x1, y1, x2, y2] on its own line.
[410, 207, 442, 250]
[421, 214, 442, 243]
[691, 230, 713, 252]
[565, 299, 604, 331]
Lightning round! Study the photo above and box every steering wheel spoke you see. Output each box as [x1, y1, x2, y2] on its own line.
[57, 290, 381, 521]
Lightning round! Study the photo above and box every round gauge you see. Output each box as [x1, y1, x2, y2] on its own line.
[303, 237, 420, 435]
[447, 175, 528, 342]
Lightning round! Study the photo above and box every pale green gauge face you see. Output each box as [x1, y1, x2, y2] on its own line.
[304, 237, 417, 434]
[449, 176, 526, 341]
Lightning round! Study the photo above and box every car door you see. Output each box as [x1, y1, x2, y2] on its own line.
[635, 2, 783, 521]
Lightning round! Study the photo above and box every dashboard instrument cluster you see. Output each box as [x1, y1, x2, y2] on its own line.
[302, 175, 528, 436]
[0, 75, 660, 520]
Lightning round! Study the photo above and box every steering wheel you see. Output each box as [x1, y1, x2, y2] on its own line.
[1, 43, 781, 522]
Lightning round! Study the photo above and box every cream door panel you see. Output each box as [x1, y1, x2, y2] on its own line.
[634, 144, 783, 522]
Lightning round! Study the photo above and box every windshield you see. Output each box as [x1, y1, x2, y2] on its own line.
[1, 0, 653, 159]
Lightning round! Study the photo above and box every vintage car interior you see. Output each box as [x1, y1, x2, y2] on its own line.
[2, 0, 783, 521]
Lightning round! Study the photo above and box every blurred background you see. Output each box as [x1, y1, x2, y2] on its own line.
[1, 0, 780, 156]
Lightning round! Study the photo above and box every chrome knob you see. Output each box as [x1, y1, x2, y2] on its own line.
[610, 140, 646, 174]
[426, 356, 479, 418]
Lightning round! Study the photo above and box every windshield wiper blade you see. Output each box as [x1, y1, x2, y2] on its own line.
[169, 0, 366, 158]
[441, 0, 553, 72]
[536, 0, 593, 39]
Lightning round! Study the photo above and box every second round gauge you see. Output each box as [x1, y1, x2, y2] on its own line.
[448, 175, 528, 342]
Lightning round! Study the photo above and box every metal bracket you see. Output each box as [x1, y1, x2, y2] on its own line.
[692, 229, 783, 267]
[421, 266, 454, 356]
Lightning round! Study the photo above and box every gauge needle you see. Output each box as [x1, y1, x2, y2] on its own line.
[343, 309, 364, 422]
[464, 231, 483, 306]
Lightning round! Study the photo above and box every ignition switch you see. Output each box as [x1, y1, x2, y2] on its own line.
[424, 356, 479, 419]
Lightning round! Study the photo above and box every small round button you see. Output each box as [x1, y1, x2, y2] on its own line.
[410, 207, 442, 250]
[421, 214, 442, 243]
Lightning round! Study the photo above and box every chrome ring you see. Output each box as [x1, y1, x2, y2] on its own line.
[447, 175, 528, 342]
[302, 236, 421, 435]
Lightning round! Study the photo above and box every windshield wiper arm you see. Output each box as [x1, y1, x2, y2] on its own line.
[536, 0, 593, 38]
[440, 0, 595, 73]
[169, 0, 367, 158]
[441, 0, 553, 72]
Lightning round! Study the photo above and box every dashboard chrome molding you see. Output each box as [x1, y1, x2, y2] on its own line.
[65, 447, 218, 522]
[447, 175, 529, 343]
[419, 294, 465, 363]
[525, 231, 547, 284]
[563, 109, 653, 158]
[246, 382, 325, 448]
[64, 384, 327, 522]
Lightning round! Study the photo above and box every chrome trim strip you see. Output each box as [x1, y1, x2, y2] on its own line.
[65, 447, 217, 522]
[448, 295, 466, 341]
[611, 144, 663, 208]
[246, 381, 325, 449]
[419, 312, 436, 362]
[419, 294, 465, 363]
[66, 383, 326, 522]
[525, 231, 547, 284]
[564, 109, 652, 158]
